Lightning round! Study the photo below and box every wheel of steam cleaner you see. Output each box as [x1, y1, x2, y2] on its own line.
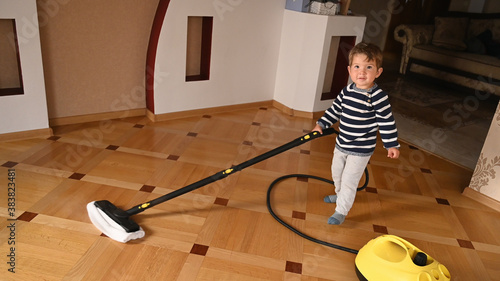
[87, 127, 450, 280]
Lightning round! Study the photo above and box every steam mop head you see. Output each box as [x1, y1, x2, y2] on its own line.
[87, 200, 145, 243]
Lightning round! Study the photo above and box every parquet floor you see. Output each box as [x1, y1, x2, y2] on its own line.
[1, 106, 500, 280]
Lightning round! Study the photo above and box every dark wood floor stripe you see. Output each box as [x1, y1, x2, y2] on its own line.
[69, 173, 86, 180]
[190, 244, 209, 256]
[2, 161, 18, 168]
[17, 211, 38, 222]
[285, 261, 302, 274]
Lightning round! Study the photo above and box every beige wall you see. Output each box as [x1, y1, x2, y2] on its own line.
[0, 19, 22, 89]
[38, 0, 159, 119]
[469, 101, 500, 201]
[349, 0, 396, 50]
[34, 0, 500, 121]
[185, 16, 202, 77]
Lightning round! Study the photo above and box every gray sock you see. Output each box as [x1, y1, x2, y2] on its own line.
[328, 211, 345, 225]
[323, 195, 337, 203]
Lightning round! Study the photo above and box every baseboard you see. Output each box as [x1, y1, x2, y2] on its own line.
[271, 100, 294, 116]
[147, 101, 274, 122]
[11, 102, 319, 141]
[463, 187, 500, 212]
[49, 108, 146, 126]
[146, 108, 156, 122]
[49, 100, 320, 126]
[312, 111, 325, 120]
[271, 100, 321, 119]
[0, 128, 53, 142]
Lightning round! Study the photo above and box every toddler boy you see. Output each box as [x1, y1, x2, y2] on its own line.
[312, 42, 400, 225]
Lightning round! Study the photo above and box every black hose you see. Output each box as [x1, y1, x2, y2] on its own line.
[266, 168, 369, 255]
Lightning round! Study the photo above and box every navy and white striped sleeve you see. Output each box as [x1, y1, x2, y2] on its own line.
[317, 90, 343, 129]
[372, 89, 400, 149]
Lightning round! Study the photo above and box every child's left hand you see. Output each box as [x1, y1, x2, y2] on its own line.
[387, 147, 400, 159]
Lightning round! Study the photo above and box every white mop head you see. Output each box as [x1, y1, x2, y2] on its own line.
[87, 201, 145, 243]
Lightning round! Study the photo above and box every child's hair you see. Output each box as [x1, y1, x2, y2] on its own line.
[348, 42, 383, 69]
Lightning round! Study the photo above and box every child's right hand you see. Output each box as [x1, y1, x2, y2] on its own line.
[312, 124, 323, 134]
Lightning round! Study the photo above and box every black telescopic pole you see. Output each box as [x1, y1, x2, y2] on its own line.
[124, 128, 338, 216]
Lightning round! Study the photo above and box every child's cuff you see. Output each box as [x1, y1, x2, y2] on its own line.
[316, 122, 326, 129]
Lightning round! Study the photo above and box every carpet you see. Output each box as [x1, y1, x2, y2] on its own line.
[393, 111, 485, 170]
[376, 76, 497, 170]
[380, 77, 462, 107]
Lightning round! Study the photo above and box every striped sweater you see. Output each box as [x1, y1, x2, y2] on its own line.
[317, 83, 399, 156]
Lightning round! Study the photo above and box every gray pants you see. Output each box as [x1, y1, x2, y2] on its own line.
[331, 147, 371, 215]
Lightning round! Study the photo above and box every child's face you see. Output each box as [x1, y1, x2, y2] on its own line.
[347, 54, 383, 90]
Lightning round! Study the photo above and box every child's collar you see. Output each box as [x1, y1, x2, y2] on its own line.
[352, 83, 378, 92]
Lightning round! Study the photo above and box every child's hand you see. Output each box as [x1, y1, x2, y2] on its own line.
[312, 124, 323, 134]
[387, 147, 400, 159]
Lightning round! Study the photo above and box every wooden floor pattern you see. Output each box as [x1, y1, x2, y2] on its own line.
[1, 106, 500, 280]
